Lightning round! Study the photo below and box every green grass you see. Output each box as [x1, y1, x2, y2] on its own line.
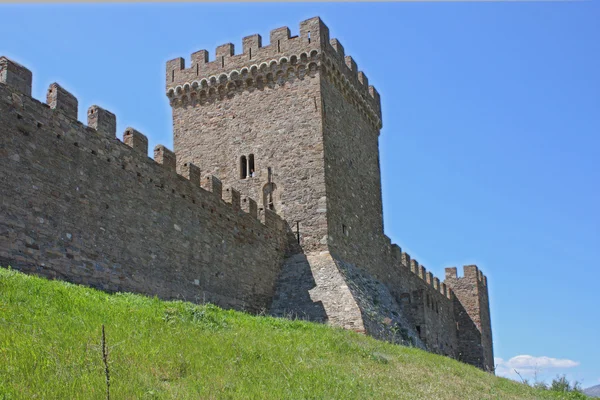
[0, 267, 586, 399]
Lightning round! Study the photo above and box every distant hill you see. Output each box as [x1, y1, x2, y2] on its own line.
[0, 267, 588, 399]
[584, 384, 600, 398]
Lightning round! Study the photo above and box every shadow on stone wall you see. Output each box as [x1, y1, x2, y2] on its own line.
[269, 251, 328, 323]
[269, 245, 425, 350]
[329, 255, 425, 350]
[453, 299, 484, 369]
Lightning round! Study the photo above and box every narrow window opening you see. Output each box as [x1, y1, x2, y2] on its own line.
[249, 48, 252, 60]
[196, 64, 199, 76]
[416, 325, 421, 338]
[172, 70, 174, 82]
[248, 154, 255, 177]
[221, 56, 224, 67]
[342, 224, 348, 236]
[307, 31, 311, 44]
[277, 40, 280, 53]
[240, 155, 247, 179]
[296, 221, 300, 244]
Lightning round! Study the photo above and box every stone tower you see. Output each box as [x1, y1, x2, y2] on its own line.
[445, 265, 494, 371]
[166, 16, 382, 254]
[164, 16, 494, 370]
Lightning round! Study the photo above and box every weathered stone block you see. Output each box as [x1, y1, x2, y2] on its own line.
[47, 83, 78, 119]
[87, 105, 116, 138]
[123, 127, 148, 155]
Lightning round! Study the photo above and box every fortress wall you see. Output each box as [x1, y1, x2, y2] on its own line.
[445, 266, 494, 371]
[0, 70, 287, 312]
[0, 15, 493, 370]
[477, 273, 494, 371]
[387, 243, 459, 356]
[316, 42, 459, 356]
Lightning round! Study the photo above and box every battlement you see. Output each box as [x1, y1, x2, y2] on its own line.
[1, 55, 290, 312]
[1, 57, 283, 234]
[443, 264, 493, 371]
[0, 56, 32, 96]
[385, 236, 453, 300]
[444, 265, 488, 287]
[165, 17, 381, 128]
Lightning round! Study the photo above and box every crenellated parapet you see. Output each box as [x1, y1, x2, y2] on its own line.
[386, 236, 453, 300]
[1, 55, 291, 313]
[0, 55, 286, 240]
[320, 37, 381, 128]
[444, 265, 489, 287]
[166, 50, 321, 107]
[165, 17, 381, 129]
[165, 17, 325, 87]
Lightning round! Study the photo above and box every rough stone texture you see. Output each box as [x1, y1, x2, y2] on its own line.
[271, 251, 365, 332]
[154, 144, 177, 172]
[270, 251, 426, 348]
[87, 105, 116, 138]
[170, 50, 328, 252]
[123, 127, 149, 155]
[0, 56, 32, 97]
[0, 16, 494, 372]
[445, 266, 494, 371]
[46, 83, 78, 120]
[0, 74, 287, 313]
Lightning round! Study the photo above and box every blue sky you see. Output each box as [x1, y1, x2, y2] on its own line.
[1, 1, 598, 388]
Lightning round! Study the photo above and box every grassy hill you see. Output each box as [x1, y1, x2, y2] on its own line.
[0, 267, 586, 399]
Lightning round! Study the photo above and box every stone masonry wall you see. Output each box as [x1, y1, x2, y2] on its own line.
[445, 265, 495, 371]
[315, 33, 462, 358]
[169, 54, 326, 252]
[0, 63, 287, 313]
[166, 17, 382, 253]
[270, 251, 425, 350]
[0, 16, 494, 372]
[320, 40, 385, 255]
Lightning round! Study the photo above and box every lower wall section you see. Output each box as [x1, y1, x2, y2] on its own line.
[0, 83, 286, 313]
[270, 251, 365, 332]
[270, 251, 425, 349]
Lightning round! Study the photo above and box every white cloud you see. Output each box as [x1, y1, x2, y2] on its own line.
[495, 355, 580, 381]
